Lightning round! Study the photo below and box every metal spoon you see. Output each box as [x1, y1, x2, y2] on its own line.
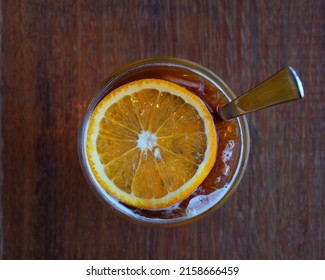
[218, 67, 304, 120]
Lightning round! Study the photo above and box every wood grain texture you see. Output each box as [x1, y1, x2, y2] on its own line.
[0, 0, 3, 259]
[1, 0, 324, 259]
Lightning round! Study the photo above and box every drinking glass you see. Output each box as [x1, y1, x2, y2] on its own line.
[78, 57, 250, 226]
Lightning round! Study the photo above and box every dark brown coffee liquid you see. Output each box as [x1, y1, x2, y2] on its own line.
[107, 66, 240, 219]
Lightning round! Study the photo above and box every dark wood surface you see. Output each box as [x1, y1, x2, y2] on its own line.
[1, 0, 324, 259]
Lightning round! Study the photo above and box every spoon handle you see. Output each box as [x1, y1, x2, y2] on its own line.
[218, 67, 304, 120]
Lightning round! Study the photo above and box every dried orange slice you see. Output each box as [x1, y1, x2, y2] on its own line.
[86, 79, 217, 209]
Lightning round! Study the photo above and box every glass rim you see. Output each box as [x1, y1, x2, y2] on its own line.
[78, 57, 250, 226]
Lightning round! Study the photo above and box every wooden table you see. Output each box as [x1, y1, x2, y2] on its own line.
[1, 0, 324, 259]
